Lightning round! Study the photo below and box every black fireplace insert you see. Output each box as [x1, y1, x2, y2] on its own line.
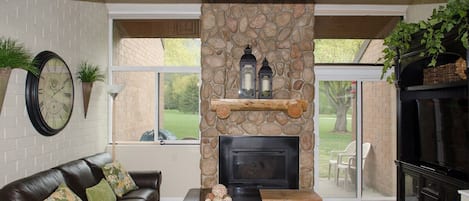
[219, 136, 299, 190]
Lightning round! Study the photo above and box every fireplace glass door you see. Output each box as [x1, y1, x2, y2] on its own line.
[219, 136, 299, 190]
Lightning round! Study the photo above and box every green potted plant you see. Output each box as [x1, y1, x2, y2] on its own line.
[381, 22, 420, 83]
[77, 61, 105, 118]
[381, 0, 469, 83]
[0, 37, 38, 114]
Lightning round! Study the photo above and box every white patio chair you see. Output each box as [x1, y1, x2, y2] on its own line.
[337, 142, 372, 188]
[328, 141, 356, 181]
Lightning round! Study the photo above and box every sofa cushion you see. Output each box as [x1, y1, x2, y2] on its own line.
[55, 160, 99, 201]
[121, 188, 157, 201]
[102, 161, 138, 197]
[0, 169, 65, 201]
[44, 183, 82, 201]
[82, 152, 112, 181]
[86, 179, 116, 201]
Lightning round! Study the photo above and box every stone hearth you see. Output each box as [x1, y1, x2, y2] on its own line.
[200, 3, 315, 189]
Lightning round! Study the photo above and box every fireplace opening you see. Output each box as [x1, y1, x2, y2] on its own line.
[219, 136, 299, 190]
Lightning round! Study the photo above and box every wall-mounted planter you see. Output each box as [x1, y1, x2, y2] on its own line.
[0, 68, 12, 114]
[82, 82, 93, 118]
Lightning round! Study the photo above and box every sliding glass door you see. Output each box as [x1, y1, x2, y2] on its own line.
[314, 66, 396, 200]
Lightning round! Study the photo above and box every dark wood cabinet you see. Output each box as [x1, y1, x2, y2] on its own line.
[395, 25, 469, 201]
[398, 162, 468, 201]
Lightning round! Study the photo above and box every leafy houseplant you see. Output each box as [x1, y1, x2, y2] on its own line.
[77, 61, 105, 83]
[0, 37, 37, 113]
[77, 61, 105, 118]
[381, 0, 469, 83]
[381, 22, 420, 83]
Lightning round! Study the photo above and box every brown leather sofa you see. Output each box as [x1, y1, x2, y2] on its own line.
[0, 152, 161, 201]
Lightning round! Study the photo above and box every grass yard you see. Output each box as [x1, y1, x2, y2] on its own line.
[318, 114, 353, 178]
[163, 109, 199, 139]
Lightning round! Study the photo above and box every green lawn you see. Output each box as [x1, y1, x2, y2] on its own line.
[318, 114, 353, 178]
[163, 109, 199, 139]
[163, 110, 351, 178]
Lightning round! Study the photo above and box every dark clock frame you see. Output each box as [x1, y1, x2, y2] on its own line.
[25, 51, 74, 136]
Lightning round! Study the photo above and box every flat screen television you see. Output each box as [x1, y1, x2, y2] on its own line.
[417, 97, 469, 181]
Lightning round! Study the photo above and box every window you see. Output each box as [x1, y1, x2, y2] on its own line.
[110, 19, 201, 144]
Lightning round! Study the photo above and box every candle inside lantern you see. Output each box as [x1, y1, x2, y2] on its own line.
[245, 73, 252, 90]
[243, 64, 254, 90]
[262, 76, 269, 91]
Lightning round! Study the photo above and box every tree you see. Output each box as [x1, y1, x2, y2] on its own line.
[321, 81, 352, 133]
[314, 39, 363, 63]
[315, 39, 363, 132]
[164, 74, 178, 110]
[163, 39, 200, 66]
[162, 39, 201, 112]
[164, 73, 199, 113]
[178, 75, 199, 113]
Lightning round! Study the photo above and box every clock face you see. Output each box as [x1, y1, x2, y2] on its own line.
[38, 58, 73, 129]
[26, 51, 74, 136]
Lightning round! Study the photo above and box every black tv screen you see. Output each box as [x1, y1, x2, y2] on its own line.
[417, 98, 469, 180]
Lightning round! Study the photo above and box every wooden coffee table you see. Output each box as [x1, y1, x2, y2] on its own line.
[183, 188, 211, 201]
[183, 188, 322, 201]
[259, 189, 322, 201]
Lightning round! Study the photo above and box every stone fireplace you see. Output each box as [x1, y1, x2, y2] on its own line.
[200, 3, 315, 190]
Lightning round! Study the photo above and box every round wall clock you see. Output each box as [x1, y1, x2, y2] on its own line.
[26, 51, 74, 136]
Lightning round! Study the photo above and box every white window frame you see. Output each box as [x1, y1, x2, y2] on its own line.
[107, 4, 201, 145]
[313, 65, 393, 201]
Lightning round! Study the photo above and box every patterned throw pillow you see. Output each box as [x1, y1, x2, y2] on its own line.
[44, 183, 82, 201]
[102, 161, 138, 197]
[86, 179, 116, 201]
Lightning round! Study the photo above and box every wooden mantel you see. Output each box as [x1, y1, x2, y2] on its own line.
[210, 99, 308, 119]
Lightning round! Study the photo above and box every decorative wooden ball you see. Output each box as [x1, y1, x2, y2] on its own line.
[287, 103, 303, 118]
[216, 106, 231, 119]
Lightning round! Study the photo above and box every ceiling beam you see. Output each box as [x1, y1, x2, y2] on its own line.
[78, 0, 447, 4]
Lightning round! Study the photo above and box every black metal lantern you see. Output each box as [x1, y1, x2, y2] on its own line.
[258, 58, 273, 99]
[239, 46, 257, 98]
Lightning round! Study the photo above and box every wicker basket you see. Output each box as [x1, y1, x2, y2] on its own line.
[423, 58, 467, 85]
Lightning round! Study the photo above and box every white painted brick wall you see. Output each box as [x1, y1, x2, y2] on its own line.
[0, 0, 109, 187]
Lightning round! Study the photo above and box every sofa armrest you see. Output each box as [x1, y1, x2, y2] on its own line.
[128, 170, 162, 190]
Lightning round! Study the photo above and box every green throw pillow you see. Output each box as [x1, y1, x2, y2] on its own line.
[102, 161, 138, 197]
[86, 179, 116, 201]
[44, 183, 82, 201]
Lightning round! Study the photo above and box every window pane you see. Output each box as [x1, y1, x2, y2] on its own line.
[314, 39, 384, 64]
[161, 73, 199, 140]
[112, 72, 200, 142]
[112, 37, 201, 67]
[112, 71, 156, 142]
[317, 80, 357, 198]
[112, 38, 165, 66]
[362, 81, 396, 199]
[162, 39, 201, 66]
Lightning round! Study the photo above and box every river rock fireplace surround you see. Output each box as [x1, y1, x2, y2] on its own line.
[200, 3, 315, 190]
